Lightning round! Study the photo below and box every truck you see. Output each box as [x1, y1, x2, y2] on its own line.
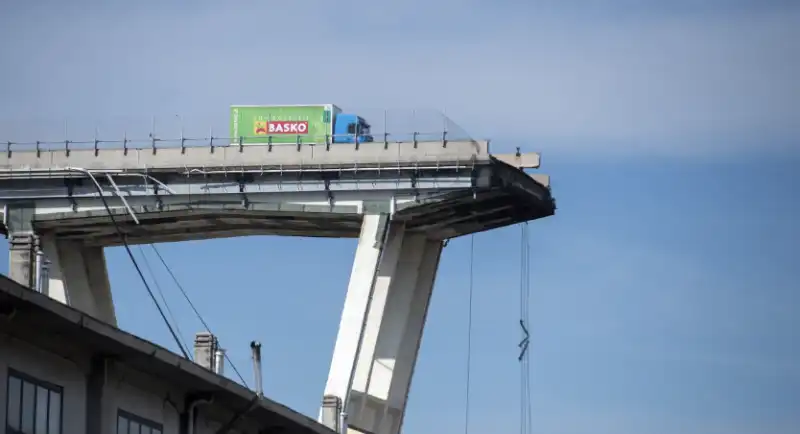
[229, 104, 374, 145]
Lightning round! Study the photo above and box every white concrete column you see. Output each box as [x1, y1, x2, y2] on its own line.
[321, 213, 443, 434]
[39, 234, 117, 325]
[5, 204, 37, 290]
[8, 232, 36, 289]
[323, 213, 391, 403]
[374, 237, 442, 434]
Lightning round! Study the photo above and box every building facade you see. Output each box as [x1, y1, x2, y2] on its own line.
[0, 275, 333, 434]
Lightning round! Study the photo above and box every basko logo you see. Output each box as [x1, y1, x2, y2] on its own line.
[254, 120, 309, 135]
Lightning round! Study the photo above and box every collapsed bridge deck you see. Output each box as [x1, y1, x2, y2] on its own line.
[0, 140, 554, 245]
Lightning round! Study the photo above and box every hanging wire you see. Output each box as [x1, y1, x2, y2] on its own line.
[136, 246, 191, 358]
[60, 168, 245, 377]
[518, 222, 533, 434]
[519, 223, 527, 434]
[464, 233, 475, 434]
[75, 169, 190, 359]
[148, 243, 250, 388]
[526, 223, 533, 432]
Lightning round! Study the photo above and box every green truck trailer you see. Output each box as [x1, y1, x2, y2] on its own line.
[229, 104, 374, 145]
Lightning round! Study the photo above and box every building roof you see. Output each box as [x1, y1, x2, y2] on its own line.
[0, 274, 334, 434]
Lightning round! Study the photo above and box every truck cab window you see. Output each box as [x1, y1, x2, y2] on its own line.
[347, 123, 357, 135]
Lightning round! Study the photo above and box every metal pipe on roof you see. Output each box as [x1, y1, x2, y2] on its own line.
[34, 247, 43, 293]
[214, 349, 226, 376]
[251, 341, 263, 398]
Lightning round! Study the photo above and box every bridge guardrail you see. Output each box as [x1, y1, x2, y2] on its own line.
[0, 109, 476, 154]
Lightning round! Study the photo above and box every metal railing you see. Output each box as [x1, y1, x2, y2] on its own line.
[0, 108, 476, 154]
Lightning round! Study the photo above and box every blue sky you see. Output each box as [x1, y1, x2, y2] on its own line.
[1, 1, 799, 433]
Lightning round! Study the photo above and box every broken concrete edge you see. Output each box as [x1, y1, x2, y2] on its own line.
[491, 152, 541, 169]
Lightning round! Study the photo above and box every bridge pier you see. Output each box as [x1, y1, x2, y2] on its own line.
[39, 235, 116, 325]
[322, 214, 443, 434]
[8, 232, 37, 290]
[6, 204, 37, 290]
[4, 204, 116, 325]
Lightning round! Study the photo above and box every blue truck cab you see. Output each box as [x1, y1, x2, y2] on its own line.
[331, 112, 374, 144]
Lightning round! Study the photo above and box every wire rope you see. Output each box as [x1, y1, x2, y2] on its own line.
[464, 234, 475, 434]
[79, 169, 189, 359]
[148, 243, 250, 388]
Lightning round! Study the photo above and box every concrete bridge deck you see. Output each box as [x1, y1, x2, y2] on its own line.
[0, 140, 554, 244]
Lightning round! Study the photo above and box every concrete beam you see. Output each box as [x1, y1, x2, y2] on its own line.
[8, 180, 551, 246]
[0, 172, 474, 200]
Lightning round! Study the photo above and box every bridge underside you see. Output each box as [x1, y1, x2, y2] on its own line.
[24, 186, 549, 246]
[0, 151, 553, 245]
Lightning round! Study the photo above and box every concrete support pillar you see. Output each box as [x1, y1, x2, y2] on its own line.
[8, 232, 36, 289]
[40, 234, 117, 325]
[322, 214, 444, 434]
[6, 203, 37, 290]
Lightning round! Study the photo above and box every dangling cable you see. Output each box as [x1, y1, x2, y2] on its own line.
[519, 223, 527, 434]
[526, 223, 533, 432]
[75, 167, 189, 359]
[464, 233, 475, 434]
[149, 243, 250, 388]
[137, 246, 191, 358]
[518, 222, 533, 434]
